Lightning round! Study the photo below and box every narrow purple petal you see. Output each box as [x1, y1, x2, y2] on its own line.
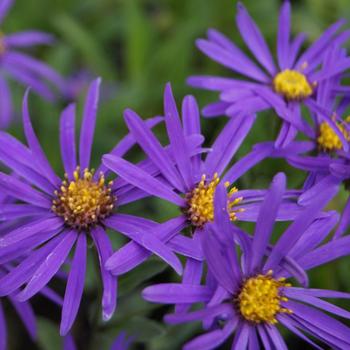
[91, 226, 117, 321]
[17, 230, 77, 301]
[236, 3, 276, 75]
[103, 154, 185, 206]
[232, 322, 249, 350]
[204, 114, 255, 177]
[60, 104, 77, 178]
[265, 325, 288, 350]
[196, 38, 270, 83]
[277, 0, 291, 70]
[184, 319, 237, 350]
[264, 191, 333, 271]
[60, 233, 87, 335]
[9, 297, 36, 339]
[164, 83, 193, 190]
[5, 31, 54, 47]
[175, 258, 203, 314]
[6, 52, 65, 90]
[22, 90, 60, 185]
[106, 215, 183, 275]
[0, 0, 13, 23]
[79, 78, 100, 171]
[143, 283, 212, 304]
[249, 173, 286, 273]
[123, 108, 185, 191]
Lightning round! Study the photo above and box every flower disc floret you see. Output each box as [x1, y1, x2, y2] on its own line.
[185, 173, 243, 228]
[237, 271, 292, 324]
[317, 119, 350, 152]
[52, 166, 115, 230]
[273, 69, 313, 101]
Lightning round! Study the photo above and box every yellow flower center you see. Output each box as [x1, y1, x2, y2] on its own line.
[238, 271, 292, 324]
[184, 173, 243, 228]
[52, 167, 115, 230]
[273, 69, 313, 101]
[317, 119, 350, 152]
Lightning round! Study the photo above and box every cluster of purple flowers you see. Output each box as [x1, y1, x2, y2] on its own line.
[1, 0, 350, 349]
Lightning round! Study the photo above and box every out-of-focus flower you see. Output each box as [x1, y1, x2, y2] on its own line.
[0, 78, 162, 335]
[0, 0, 65, 128]
[188, 0, 350, 148]
[143, 173, 350, 350]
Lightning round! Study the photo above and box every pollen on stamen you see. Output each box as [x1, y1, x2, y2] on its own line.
[317, 116, 350, 152]
[273, 69, 313, 101]
[237, 270, 292, 324]
[184, 173, 244, 228]
[52, 166, 115, 230]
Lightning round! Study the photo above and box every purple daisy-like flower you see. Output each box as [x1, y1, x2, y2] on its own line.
[102, 83, 318, 297]
[188, 0, 350, 148]
[0, 0, 65, 128]
[0, 78, 164, 335]
[142, 173, 350, 349]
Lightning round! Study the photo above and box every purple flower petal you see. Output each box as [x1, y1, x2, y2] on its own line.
[249, 172, 286, 273]
[278, 314, 323, 350]
[164, 83, 193, 190]
[8, 296, 36, 339]
[106, 215, 183, 275]
[264, 191, 333, 272]
[0, 231, 65, 296]
[236, 3, 276, 75]
[103, 155, 185, 206]
[17, 230, 77, 301]
[0, 0, 13, 23]
[91, 226, 117, 321]
[264, 325, 288, 350]
[60, 104, 77, 178]
[196, 38, 269, 83]
[142, 283, 212, 304]
[123, 108, 185, 191]
[204, 114, 255, 177]
[22, 90, 60, 185]
[232, 322, 249, 350]
[79, 78, 100, 171]
[277, 0, 291, 70]
[184, 319, 237, 350]
[60, 233, 87, 336]
[5, 31, 54, 47]
[5, 52, 65, 91]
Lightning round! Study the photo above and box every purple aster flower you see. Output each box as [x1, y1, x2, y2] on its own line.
[188, 0, 350, 147]
[142, 173, 350, 350]
[0, 78, 163, 335]
[102, 83, 315, 297]
[0, 0, 65, 128]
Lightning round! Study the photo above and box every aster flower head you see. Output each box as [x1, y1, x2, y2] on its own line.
[102, 83, 317, 300]
[188, 0, 350, 147]
[0, 78, 163, 335]
[0, 0, 66, 128]
[142, 173, 350, 349]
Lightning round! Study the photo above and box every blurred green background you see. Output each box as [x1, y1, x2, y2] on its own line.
[3, 0, 350, 349]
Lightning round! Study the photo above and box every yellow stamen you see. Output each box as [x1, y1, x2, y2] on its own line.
[273, 69, 313, 101]
[184, 173, 244, 228]
[317, 117, 350, 152]
[52, 166, 115, 230]
[237, 271, 292, 324]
